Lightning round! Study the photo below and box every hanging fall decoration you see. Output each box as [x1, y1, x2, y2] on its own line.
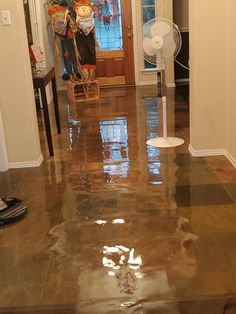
[95, 0, 119, 27]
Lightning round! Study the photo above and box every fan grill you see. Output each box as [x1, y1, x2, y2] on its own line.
[143, 18, 182, 66]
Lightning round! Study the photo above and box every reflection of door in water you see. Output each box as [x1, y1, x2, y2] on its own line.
[94, 0, 135, 86]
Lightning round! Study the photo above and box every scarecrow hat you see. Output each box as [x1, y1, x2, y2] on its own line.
[48, 0, 69, 15]
[48, 4, 68, 16]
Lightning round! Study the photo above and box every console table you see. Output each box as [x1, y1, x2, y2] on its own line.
[32, 67, 61, 157]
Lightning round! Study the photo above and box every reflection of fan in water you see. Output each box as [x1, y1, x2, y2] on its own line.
[143, 18, 185, 148]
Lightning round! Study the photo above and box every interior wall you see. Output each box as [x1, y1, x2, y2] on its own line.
[189, 0, 226, 151]
[0, 0, 42, 166]
[190, 0, 236, 165]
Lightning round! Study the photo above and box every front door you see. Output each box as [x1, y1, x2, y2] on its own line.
[94, 0, 135, 86]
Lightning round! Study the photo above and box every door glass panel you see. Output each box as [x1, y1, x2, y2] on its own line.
[142, 4, 155, 23]
[93, 0, 123, 50]
[142, 0, 156, 69]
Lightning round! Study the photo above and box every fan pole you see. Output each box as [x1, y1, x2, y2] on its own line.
[147, 71, 185, 148]
[158, 70, 168, 138]
[162, 96, 167, 138]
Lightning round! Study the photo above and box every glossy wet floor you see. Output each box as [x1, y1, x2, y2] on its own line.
[1, 85, 236, 313]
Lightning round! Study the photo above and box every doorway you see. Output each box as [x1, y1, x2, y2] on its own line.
[173, 0, 189, 85]
[94, 0, 135, 86]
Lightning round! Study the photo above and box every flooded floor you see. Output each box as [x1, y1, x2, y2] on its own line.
[1, 85, 236, 313]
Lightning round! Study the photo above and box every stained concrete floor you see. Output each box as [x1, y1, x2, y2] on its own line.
[1, 85, 236, 313]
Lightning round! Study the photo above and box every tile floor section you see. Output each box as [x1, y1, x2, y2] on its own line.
[1, 86, 236, 313]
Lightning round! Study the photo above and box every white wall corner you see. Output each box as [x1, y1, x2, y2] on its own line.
[8, 154, 44, 169]
[224, 150, 236, 169]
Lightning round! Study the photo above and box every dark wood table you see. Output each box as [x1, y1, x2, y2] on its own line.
[32, 67, 61, 156]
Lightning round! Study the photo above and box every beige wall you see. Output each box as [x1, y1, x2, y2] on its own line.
[189, 0, 236, 164]
[189, 0, 226, 151]
[174, 0, 189, 30]
[0, 0, 42, 166]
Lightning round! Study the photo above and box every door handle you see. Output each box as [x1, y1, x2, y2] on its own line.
[128, 33, 133, 39]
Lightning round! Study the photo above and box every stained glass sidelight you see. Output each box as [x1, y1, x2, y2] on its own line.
[93, 0, 123, 50]
[142, 0, 156, 69]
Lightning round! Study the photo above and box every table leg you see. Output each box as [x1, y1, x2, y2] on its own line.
[40, 87, 54, 157]
[51, 76, 61, 134]
[35, 88, 41, 112]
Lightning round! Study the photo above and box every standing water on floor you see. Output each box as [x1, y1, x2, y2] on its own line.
[1, 86, 236, 314]
[48, 87, 197, 313]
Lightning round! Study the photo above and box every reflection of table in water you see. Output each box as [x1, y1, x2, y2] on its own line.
[32, 67, 61, 156]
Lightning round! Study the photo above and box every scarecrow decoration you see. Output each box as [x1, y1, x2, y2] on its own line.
[47, 0, 100, 102]
[48, 0, 80, 81]
[74, 0, 97, 81]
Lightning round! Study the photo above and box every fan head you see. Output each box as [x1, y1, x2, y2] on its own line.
[143, 18, 182, 68]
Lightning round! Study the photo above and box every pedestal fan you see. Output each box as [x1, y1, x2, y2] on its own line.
[143, 18, 185, 148]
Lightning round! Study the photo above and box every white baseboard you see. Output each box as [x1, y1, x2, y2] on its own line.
[188, 145, 225, 157]
[225, 150, 236, 168]
[166, 83, 176, 88]
[8, 154, 43, 169]
[137, 80, 157, 86]
[137, 81, 176, 88]
[189, 145, 236, 168]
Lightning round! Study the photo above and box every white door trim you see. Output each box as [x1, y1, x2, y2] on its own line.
[0, 109, 8, 172]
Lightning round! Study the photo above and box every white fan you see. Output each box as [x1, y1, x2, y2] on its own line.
[143, 18, 185, 148]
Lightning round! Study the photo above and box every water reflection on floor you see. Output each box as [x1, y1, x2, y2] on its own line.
[1, 86, 236, 313]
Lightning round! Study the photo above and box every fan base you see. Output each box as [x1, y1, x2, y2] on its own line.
[147, 137, 185, 148]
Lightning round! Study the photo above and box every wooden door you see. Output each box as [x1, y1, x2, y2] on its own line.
[94, 0, 135, 86]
